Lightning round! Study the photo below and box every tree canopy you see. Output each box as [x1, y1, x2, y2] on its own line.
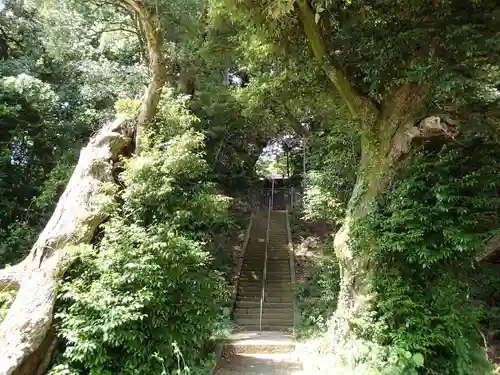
[0, 0, 499, 374]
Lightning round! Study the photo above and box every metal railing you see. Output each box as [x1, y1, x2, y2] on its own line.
[259, 178, 274, 331]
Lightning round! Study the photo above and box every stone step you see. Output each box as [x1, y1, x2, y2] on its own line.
[241, 264, 289, 269]
[243, 257, 290, 262]
[233, 314, 293, 327]
[241, 269, 289, 274]
[237, 290, 293, 298]
[234, 307, 293, 316]
[266, 270, 290, 279]
[219, 331, 296, 356]
[234, 307, 293, 315]
[238, 278, 291, 284]
[234, 317, 293, 328]
[239, 282, 292, 288]
[242, 261, 290, 266]
[240, 272, 289, 276]
[237, 296, 293, 303]
[236, 291, 263, 297]
[241, 266, 289, 271]
[239, 280, 292, 286]
[239, 276, 292, 281]
[238, 288, 292, 295]
[235, 301, 293, 309]
[234, 326, 293, 332]
[234, 304, 292, 312]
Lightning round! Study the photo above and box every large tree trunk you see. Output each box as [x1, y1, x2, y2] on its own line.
[295, 1, 460, 368]
[0, 2, 168, 373]
[0, 117, 133, 375]
[119, 0, 168, 156]
[330, 86, 457, 365]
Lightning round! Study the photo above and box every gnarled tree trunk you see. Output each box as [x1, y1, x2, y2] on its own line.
[330, 90, 457, 366]
[296, 3, 458, 364]
[0, 117, 133, 375]
[0, 2, 168, 373]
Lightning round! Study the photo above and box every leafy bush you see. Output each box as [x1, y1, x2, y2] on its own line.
[349, 141, 500, 375]
[302, 171, 345, 225]
[48, 111, 232, 374]
[295, 238, 339, 338]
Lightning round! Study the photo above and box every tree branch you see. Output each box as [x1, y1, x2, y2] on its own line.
[295, 0, 377, 120]
[478, 233, 500, 261]
[94, 28, 139, 37]
[281, 102, 312, 136]
[118, 0, 168, 155]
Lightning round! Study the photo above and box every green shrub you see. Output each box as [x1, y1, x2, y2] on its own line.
[295, 239, 340, 338]
[48, 113, 232, 374]
[349, 141, 500, 375]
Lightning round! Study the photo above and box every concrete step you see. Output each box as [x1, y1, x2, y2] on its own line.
[237, 280, 262, 286]
[239, 284, 292, 291]
[239, 274, 291, 280]
[239, 286, 292, 293]
[238, 278, 291, 284]
[242, 258, 289, 263]
[237, 292, 293, 299]
[243, 262, 289, 268]
[235, 301, 293, 309]
[265, 274, 291, 279]
[240, 272, 291, 278]
[219, 331, 296, 356]
[234, 305, 290, 312]
[236, 291, 262, 298]
[237, 296, 293, 303]
[234, 307, 293, 321]
[235, 317, 293, 328]
[241, 266, 289, 271]
[239, 276, 291, 281]
[234, 326, 293, 332]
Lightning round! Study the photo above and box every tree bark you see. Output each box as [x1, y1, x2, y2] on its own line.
[0, 117, 133, 375]
[330, 87, 459, 365]
[119, 0, 168, 156]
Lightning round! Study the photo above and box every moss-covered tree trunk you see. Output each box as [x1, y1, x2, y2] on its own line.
[295, 3, 458, 354]
[330, 89, 458, 365]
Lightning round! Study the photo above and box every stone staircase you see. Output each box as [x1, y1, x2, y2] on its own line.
[233, 210, 294, 331]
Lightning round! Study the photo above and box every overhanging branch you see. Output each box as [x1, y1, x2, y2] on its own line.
[118, 0, 168, 155]
[295, 0, 377, 120]
[478, 233, 500, 261]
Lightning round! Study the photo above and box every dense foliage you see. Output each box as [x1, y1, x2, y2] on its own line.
[0, 0, 499, 373]
[295, 236, 339, 338]
[346, 141, 500, 374]
[0, 0, 147, 266]
[301, 126, 358, 225]
[48, 106, 232, 375]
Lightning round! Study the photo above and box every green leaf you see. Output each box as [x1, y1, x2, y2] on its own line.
[412, 352, 424, 367]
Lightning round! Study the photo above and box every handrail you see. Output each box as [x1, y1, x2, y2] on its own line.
[259, 178, 274, 331]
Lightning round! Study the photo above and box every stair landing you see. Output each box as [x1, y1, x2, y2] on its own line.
[214, 331, 303, 375]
